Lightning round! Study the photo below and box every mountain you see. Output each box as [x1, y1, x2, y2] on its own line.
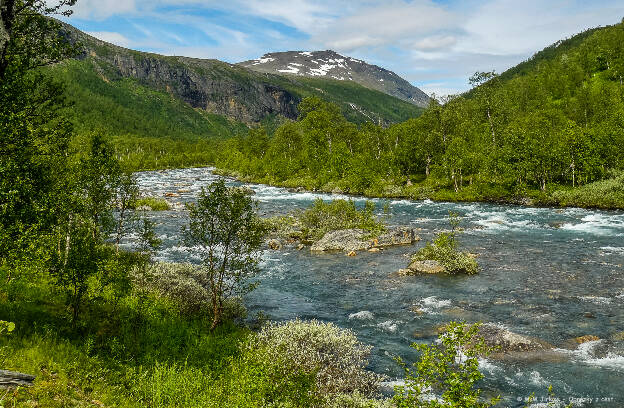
[53, 23, 422, 138]
[239, 50, 430, 107]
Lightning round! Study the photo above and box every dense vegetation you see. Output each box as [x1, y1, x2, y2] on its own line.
[215, 20, 624, 209]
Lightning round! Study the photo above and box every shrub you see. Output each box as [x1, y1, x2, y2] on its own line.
[242, 319, 384, 401]
[412, 212, 478, 275]
[551, 173, 624, 209]
[393, 322, 499, 408]
[299, 199, 386, 241]
[131, 197, 171, 211]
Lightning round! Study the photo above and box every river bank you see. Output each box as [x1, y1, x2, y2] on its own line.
[212, 167, 624, 211]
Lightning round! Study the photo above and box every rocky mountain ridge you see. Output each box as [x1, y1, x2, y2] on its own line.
[239, 50, 430, 107]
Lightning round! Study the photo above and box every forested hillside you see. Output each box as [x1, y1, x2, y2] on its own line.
[215, 20, 624, 209]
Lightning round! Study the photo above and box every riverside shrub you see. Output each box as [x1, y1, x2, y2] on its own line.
[299, 199, 386, 241]
[242, 319, 384, 400]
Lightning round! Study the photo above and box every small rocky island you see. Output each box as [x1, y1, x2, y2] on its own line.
[263, 198, 419, 255]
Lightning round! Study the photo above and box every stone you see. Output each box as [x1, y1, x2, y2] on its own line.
[310, 227, 419, 253]
[311, 229, 370, 252]
[0, 370, 35, 388]
[165, 192, 180, 197]
[347, 251, 357, 257]
[373, 227, 420, 248]
[407, 260, 446, 274]
[574, 335, 600, 344]
[612, 332, 624, 341]
[177, 189, 190, 193]
[583, 312, 596, 318]
[368, 247, 380, 253]
[476, 324, 553, 353]
[267, 239, 282, 250]
[297, 244, 305, 250]
[331, 187, 344, 195]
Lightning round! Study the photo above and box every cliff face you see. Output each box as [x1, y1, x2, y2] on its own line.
[68, 28, 300, 123]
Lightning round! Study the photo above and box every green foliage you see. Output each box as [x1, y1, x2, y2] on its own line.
[215, 21, 624, 209]
[299, 199, 386, 241]
[183, 179, 268, 329]
[393, 322, 500, 408]
[132, 196, 171, 211]
[0, 320, 15, 336]
[551, 172, 624, 208]
[413, 212, 478, 275]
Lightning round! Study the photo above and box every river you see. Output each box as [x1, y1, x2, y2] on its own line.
[132, 167, 624, 407]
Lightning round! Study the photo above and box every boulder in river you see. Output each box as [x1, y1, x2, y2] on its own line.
[310, 227, 419, 253]
[311, 229, 370, 252]
[477, 324, 553, 353]
[267, 239, 282, 250]
[404, 260, 446, 275]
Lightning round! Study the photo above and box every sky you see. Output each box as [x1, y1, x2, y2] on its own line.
[61, 0, 624, 96]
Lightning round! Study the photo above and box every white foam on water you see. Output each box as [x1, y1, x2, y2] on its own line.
[560, 213, 624, 236]
[421, 296, 451, 309]
[600, 246, 624, 254]
[555, 340, 624, 372]
[478, 358, 500, 374]
[377, 320, 399, 333]
[579, 296, 612, 305]
[348, 311, 374, 320]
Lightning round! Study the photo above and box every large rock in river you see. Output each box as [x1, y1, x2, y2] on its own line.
[478, 324, 553, 353]
[311, 227, 419, 253]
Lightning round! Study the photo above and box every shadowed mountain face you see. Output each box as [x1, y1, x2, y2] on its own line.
[239, 50, 430, 107]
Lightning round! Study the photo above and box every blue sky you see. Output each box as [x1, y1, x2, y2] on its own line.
[62, 0, 624, 96]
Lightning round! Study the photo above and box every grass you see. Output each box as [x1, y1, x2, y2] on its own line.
[0, 274, 248, 407]
[131, 197, 171, 211]
[550, 173, 624, 209]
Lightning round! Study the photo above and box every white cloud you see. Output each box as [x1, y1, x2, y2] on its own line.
[73, 0, 138, 19]
[414, 35, 457, 51]
[86, 31, 132, 47]
[65, 0, 624, 95]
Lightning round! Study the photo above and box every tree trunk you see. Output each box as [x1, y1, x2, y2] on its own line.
[0, 0, 16, 80]
[0, 370, 35, 388]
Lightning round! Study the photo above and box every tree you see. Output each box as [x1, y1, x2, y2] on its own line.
[393, 322, 499, 408]
[0, 0, 77, 274]
[183, 179, 267, 329]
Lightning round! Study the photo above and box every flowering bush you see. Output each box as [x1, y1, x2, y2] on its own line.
[243, 319, 384, 399]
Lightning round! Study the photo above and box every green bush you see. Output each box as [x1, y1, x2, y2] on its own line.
[131, 197, 171, 211]
[393, 322, 499, 408]
[551, 173, 624, 209]
[299, 199, 386, 241]
[412, 213, 478, 275]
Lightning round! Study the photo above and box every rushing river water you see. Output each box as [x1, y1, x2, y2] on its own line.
[132, 168, 624, 407]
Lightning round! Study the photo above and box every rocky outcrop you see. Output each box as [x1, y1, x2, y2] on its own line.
[311, 229, 370, 252]
[0, 370, 35, 388]
[310, 227, 419, 253]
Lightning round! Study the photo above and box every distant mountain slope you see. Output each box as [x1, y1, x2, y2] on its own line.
[239, 50, 430, 107]
[54, 23, 422, 135]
